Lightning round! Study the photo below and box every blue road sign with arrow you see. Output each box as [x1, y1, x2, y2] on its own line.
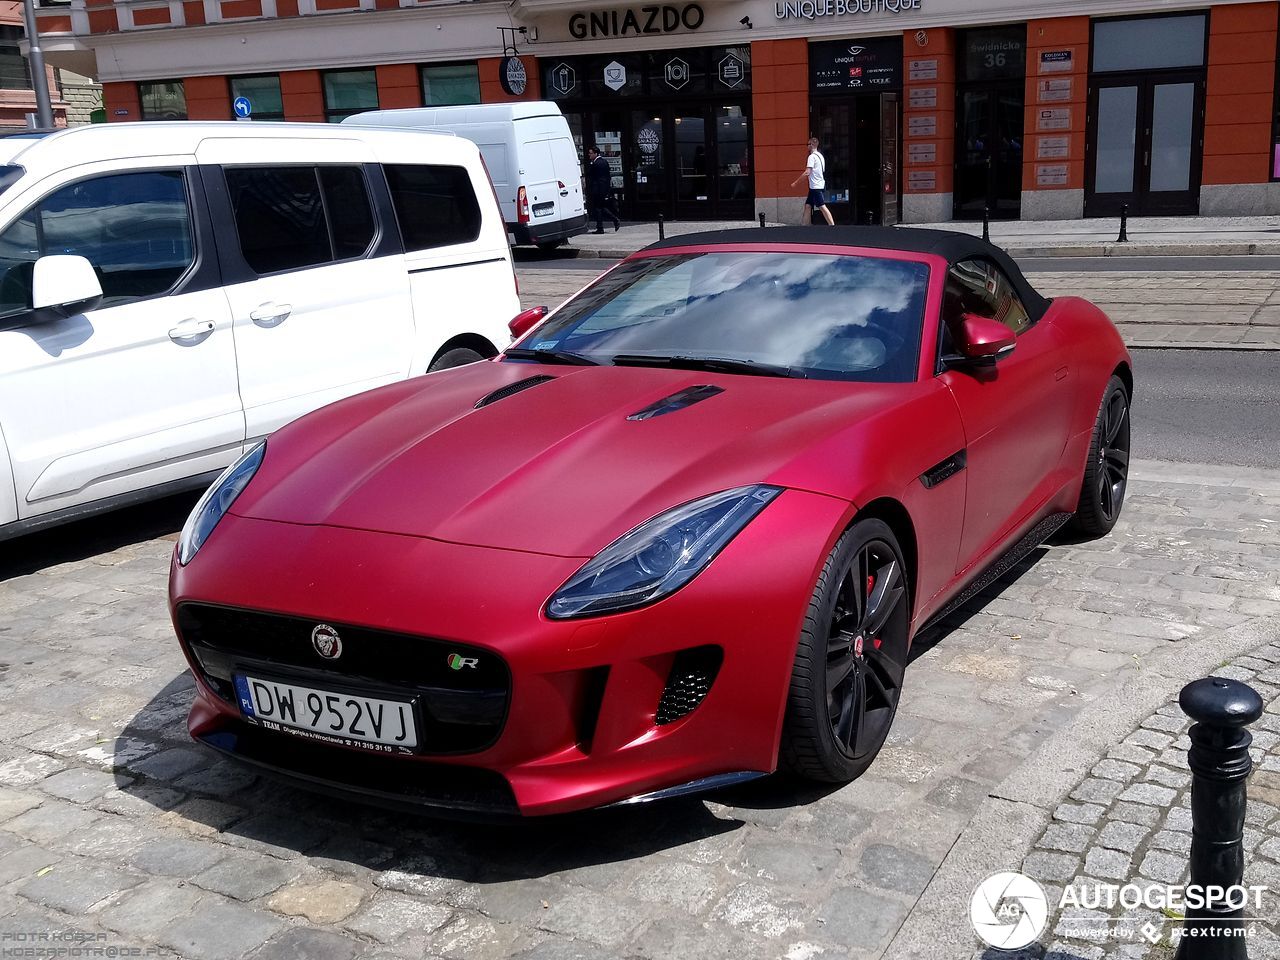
[233, 97, 252, 120]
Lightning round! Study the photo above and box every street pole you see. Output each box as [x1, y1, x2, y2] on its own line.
[21, 0, 55, 130]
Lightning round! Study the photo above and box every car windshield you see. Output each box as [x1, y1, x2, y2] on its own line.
[514, 251, 930, 382]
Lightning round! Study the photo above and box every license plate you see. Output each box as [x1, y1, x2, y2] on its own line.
[233, 675, 418, 752]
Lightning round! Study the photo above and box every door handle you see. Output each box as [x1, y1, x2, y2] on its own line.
[249, 302, 292, 326]
[1055, 365, 1069, 381]
[559, 190, 569, 197]
[168, 318, 215, 341]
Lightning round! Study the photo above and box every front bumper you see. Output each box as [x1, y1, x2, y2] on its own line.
[170, 489, 849, 816]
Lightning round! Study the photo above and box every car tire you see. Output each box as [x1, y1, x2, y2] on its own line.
[1068, 375, 1131, 540]
[428, 347, 486, 372]
[780, 518, 911, 783]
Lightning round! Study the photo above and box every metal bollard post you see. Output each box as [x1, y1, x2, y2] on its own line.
[1118, 203, 1129, 243]
[759, 212, 766, 228]
[982, 206, 990, 243]
[1174, 676, 1264, 960]
[657, 211, 665, 241]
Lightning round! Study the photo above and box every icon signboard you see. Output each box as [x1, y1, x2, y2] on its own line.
[550, 63, 577, 97]
[603, 60, 627, 91]
[233, 97, 252, 120]
[719, 54, 744, 87]
[500, 57, 528, 96]
[664, 57, 690, 90]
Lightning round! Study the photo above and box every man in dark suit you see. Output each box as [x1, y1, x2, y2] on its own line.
[586, 145, 620, 234]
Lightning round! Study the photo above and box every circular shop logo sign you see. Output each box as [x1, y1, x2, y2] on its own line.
[311, 623, 343, 661]
[500, 56, 527, 97]
[970, 872, 1049, 950]
[637, 127, 660, 154]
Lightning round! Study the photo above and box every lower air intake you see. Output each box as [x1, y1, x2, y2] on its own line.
[655, 646, 723, 725]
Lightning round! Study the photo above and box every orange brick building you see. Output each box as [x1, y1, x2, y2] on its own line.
[33, 0, 1280, 222]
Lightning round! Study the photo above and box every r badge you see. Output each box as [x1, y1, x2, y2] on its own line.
[311, 623, 342, 660]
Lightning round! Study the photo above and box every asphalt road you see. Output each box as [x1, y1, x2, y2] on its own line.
[1130, 348, 1280, 468]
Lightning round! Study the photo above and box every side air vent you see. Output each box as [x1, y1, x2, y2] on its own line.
[627, 384, 725, 421]
[656, 646, 724, 725]
[474, 375, 556, 409]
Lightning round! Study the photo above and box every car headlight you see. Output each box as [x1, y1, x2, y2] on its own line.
[177, 441, 266, 566]
[546, 485, 782, 619]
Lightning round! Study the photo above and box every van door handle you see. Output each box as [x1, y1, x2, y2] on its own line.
[559, 189, 569, 197]
[168, 318, 215, 341]
[249, 302, 292, 326]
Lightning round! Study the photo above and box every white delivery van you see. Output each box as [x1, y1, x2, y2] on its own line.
[0, 122, 520, 541]
[345, 102, 589, 249]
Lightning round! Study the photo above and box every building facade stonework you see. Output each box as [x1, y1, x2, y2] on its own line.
[32, 0, 1280, 222]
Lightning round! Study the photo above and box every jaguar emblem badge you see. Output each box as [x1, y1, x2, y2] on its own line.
[311, 623, 342, 660]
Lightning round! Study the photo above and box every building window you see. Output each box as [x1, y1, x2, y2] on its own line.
[421, 63, 480, 106]
[1091, 14, 1207, 73]
[0, 27, 32, 91]
[322, 69, 378, 123]
[230, 74, 284, 121]
[139, 81, 187, 120]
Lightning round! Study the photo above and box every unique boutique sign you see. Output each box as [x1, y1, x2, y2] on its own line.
[569, 4, 704, 38]
[810, 36, 902, 93]
[775, 0, 920, 20]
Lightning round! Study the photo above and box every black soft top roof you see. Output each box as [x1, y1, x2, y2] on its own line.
[641, 225, 1051, 320]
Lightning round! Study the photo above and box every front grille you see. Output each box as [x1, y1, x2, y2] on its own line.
[176, 603, 510, 755]
[655, 646, 723, 725]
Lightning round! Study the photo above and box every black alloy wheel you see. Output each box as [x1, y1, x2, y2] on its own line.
[1070, 375, 1131, 538]
[781, 518, 911, 782]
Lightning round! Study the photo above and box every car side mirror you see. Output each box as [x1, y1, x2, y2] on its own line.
[955, 313, 1016, 363]
[509, 305, 549, 340]
[32, 255, 103, 321]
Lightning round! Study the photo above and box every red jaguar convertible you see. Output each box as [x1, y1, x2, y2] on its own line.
[169, 227, 1132, 817]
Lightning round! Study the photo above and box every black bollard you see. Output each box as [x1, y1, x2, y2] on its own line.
[1118, 203, 1129, 243]
[1175, 676, 1264, 960]
[982, 206, 990, 243]
[657, 211, 665, 241]
[759, 212, 766, 228]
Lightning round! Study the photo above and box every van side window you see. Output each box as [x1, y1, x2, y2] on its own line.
[225, 164, 375, 275]
[319, 166, 375, 260]
[384, 164, 481, 251]
[0, 169, 194, 318]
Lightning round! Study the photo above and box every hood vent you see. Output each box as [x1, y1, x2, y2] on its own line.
[627, 384, 725, 421]
[474, 375, 556, 409]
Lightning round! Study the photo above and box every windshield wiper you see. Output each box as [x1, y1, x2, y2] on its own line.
[504, 347, 600, 366]
[611, 354, 801, 378]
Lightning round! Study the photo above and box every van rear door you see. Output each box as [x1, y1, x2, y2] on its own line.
[546, 136, 586, 220]
[519, 139, 561, 228]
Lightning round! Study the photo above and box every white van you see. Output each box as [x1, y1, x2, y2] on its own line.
[0, 121, 520, 541]
[345, 102, 588, 250]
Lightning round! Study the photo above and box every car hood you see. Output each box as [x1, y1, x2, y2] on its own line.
[233, 360, 916, 558]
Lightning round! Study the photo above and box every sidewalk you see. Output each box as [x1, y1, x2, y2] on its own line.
[566, 215, 1280, 260]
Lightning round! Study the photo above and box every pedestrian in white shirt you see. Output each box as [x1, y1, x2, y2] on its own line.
[790, 136, 835, 226]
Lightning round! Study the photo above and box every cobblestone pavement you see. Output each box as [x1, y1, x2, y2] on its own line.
[1, 458, 1279, 959]
[516, 265, 1280, 350]
[1020, 641, 1280, 960]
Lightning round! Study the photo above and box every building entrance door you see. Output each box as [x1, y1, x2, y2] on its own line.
[810, 92, 901, 225]
[954, 81, 1025, 219]
[1086, 73, 1203, 216]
